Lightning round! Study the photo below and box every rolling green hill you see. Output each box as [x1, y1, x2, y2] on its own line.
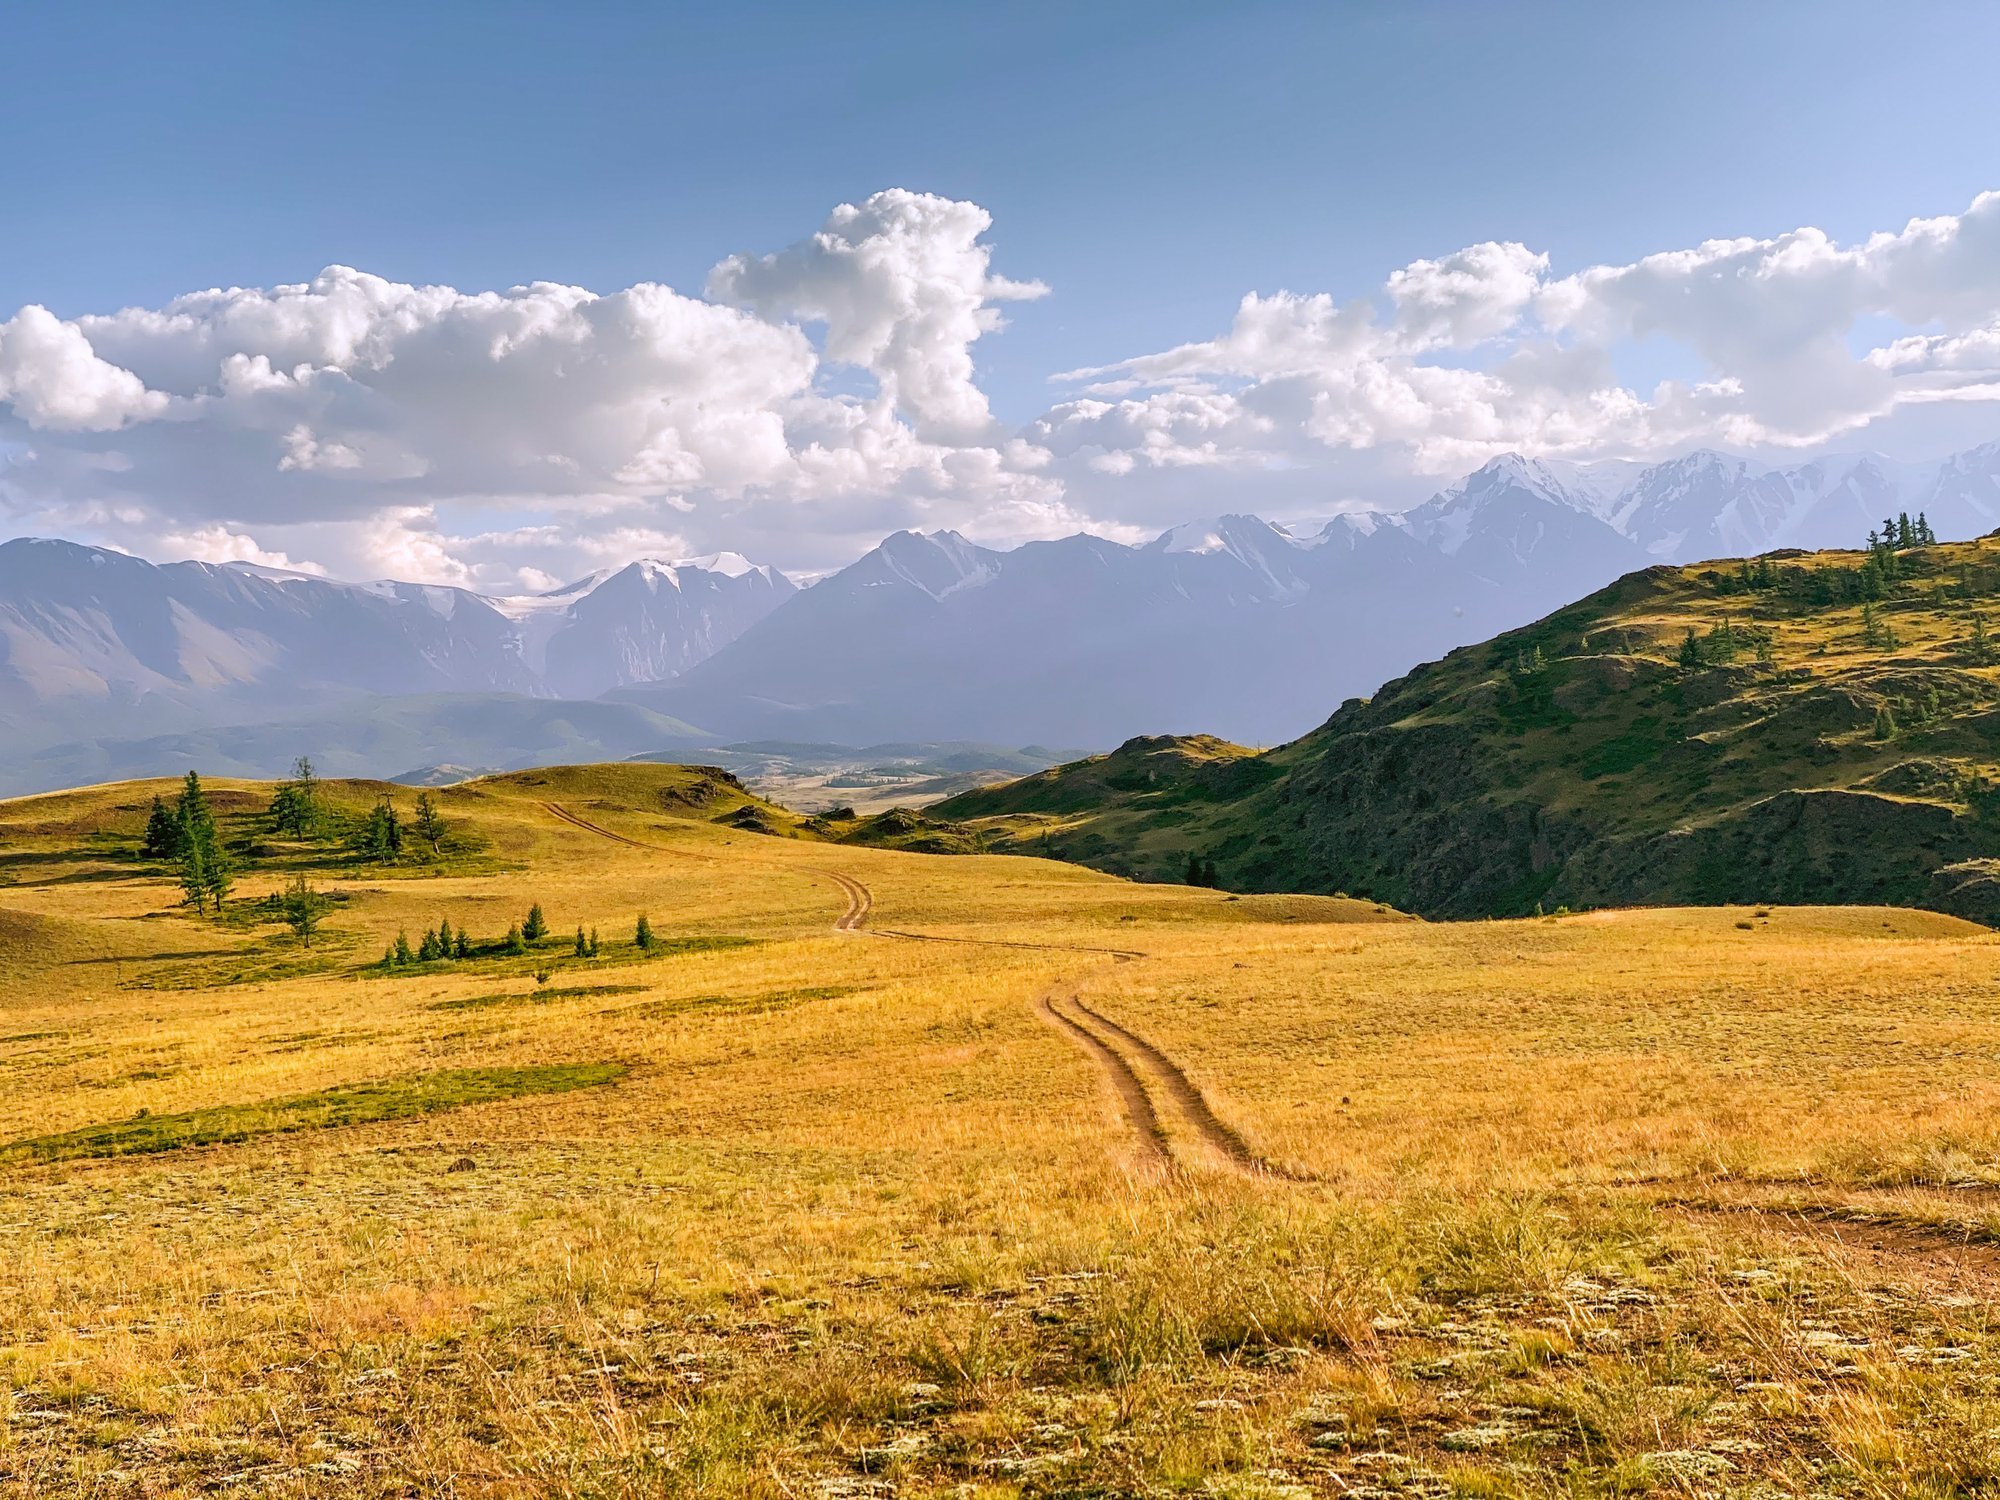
[939, 534, 2000, 922]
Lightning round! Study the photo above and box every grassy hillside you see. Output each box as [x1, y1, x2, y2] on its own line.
[9, 766, 2000, 1493]
[942, 534, 2000, 920]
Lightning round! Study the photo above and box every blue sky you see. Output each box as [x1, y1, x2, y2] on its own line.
[4, 1, 2000, 581]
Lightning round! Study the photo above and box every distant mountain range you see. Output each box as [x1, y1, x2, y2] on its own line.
[5, 440, 2000, 794]
[0, 542, 790, 746]
[624, 441, 2000, 747]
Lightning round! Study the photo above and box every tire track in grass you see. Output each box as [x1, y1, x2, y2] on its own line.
[547, 800, 1209, 1173]
[1069, 995, 1307, 1180]
[1037, 987, 1172, 1175]
[544, 801, 1145, 957]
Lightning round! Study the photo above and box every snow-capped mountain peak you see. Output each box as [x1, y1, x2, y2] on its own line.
[870, 529, 1001, 600]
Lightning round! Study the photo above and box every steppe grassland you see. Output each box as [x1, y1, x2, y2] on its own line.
[2, 766, 2000, 1496]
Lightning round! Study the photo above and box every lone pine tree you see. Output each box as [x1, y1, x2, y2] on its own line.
[278, 875, 326, 947]
[412, 791, 446, 855]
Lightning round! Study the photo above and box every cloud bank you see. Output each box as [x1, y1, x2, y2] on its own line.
[5, 187, 2000, 586]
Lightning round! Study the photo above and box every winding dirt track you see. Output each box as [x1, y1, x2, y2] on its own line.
[1037, 988, 1171, 1173]
[819, 869, 872, 931]
[1072, 1000, 1304, 1184]
[542, 798, 1281, 1179]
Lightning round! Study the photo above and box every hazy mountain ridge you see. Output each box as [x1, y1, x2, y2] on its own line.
[0, 540, 794, 745]
[8, 439, 2000, 790]
[624, 440, 2000, 748]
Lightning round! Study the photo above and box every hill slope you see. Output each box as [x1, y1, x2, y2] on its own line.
[941, 535, 2000, 922]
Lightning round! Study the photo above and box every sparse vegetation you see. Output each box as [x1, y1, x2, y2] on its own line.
[0, 1062, 625, 1164]
[7, 761, 2000, 1495]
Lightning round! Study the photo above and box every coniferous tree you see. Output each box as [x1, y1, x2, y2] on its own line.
[142, 795, 180, 860]
[523, 902, 547, 942]
[505, 922, 527, 955]
[170, 772, 227, 913]
[1678, 628, 1704, 670]
[1874, 703, 1899, 740]
[278, 875, 326, 947]
[201, 844, 234, 912]
[454, 926, 472, 960]
[412, 790, 446, 855]
[177, 835, 211, 911]
[1184, 852, 1204, 886]
[1202, 857, 1219, 888]
[634, 913, 655, 951]
[1897, 512, 1915, 548]
[574, 925, 588, 958]
[357, 795, 403, 862]
[1970, 612, 1995, 665]
[393, 930, 415, 965]
[177, 771, 214, 842]
[269, 756, 321, 838]
[587, 927, 600, 958]
[417, 928, 440, 962]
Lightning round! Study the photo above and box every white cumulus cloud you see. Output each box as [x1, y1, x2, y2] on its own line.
[7, 187, 2000, 584]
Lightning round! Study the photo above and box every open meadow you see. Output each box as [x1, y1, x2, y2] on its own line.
[5, 764, 2000, 1497]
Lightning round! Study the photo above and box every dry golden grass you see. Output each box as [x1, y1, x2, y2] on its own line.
[5, 764, 2000, 1496]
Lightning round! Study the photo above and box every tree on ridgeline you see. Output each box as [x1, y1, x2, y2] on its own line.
[412, 791, 446, 855]
[268, 755, 322, 838]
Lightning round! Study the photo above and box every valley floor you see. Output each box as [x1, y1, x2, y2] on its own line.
[5, 768, 2000, 1496]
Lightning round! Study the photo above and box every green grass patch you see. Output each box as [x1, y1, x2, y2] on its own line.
[124, 927, 367, 991]
[428, 983, 647, 1012]
[1578, 716, 1671, 780]
[0, 1062, 627, 1165]
[608, 984, 864, 1021]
